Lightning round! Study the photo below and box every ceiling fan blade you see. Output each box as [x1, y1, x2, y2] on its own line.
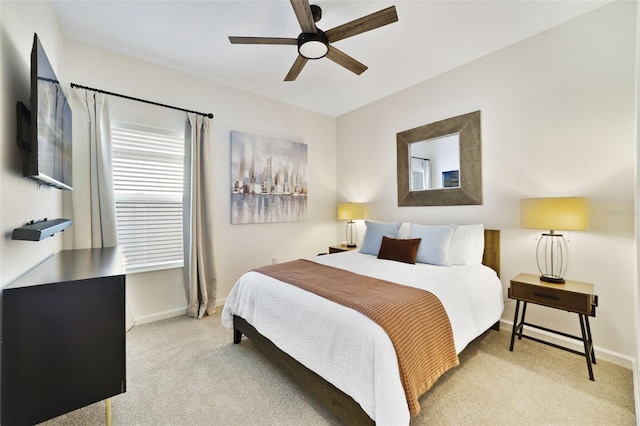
[284, 55, 309, 81]
[325, 46, 367, 75]
[325, 6, 398, 43]
[290, 0, 317, 33]
[229, 36, 297, 45]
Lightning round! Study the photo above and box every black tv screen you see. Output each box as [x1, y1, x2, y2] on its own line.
[24, 33, 72, 190]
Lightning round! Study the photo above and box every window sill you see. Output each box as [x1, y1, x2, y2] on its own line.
[125, 261, 184, 275]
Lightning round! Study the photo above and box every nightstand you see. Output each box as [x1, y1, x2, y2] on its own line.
[508, 273, 598, 380]
[328, 245, 358, 254]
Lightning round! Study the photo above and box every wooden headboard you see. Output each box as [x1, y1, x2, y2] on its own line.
[482, 229, 500, 278]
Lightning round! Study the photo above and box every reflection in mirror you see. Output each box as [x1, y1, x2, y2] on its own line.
[409, 134, 460, 191]
[397, 110, 482, 206]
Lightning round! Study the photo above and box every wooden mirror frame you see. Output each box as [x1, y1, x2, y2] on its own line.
[397, 110, 482, 206]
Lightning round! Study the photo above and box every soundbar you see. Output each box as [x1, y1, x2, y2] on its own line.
[12, 218, 72, 241]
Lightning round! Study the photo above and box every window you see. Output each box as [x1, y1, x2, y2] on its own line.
[412, 169, 425, 191]
[111, 123, 184, 273]
[410, 157, 430, 191]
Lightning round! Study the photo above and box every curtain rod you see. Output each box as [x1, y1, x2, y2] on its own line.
[70, 83, 214, 119]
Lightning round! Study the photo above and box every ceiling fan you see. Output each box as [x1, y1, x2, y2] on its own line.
[229, 0, 398, 81]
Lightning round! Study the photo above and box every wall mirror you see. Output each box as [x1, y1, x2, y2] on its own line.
[397, 110, 482, 206]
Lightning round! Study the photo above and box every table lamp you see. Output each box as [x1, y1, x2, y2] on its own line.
[520, 197, 589, 283]
[337, 203, 366, 248]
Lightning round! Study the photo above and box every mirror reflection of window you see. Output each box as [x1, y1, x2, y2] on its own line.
[410, 157, 430, 191]
[409, 133, 460, 191]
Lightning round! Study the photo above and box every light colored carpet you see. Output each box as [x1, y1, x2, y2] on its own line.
[41, 311, 635, 425]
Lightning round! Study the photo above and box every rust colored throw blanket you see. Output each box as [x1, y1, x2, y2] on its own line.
[254, 259, 459, 416]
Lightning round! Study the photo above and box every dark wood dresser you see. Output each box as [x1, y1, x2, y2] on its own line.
[1, 247, 126, 425]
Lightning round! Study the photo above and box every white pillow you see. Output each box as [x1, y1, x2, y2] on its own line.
[360, 221, 402, 255]
[449, 224, 485, 265]
[398, 222, 411, 239]
[409, 224, 456, 266]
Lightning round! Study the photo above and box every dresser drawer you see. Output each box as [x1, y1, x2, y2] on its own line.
[509, 281, 595, 316]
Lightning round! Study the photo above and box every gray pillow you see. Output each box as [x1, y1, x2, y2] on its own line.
[360, 221, 402, 255]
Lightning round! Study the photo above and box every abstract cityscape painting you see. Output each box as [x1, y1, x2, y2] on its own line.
[231, 131, 307, 224]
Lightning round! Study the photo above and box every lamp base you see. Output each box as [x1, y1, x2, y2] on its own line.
[536, 232, 568, 285]
[540, 275, 565, 284]
[345, 220, 357, 248]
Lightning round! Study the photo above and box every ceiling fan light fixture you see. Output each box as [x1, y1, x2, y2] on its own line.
[298, 31, 329, 59]
[230, 3, 399, 81]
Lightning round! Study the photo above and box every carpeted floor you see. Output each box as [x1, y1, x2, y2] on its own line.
[41, 311, 636, 425]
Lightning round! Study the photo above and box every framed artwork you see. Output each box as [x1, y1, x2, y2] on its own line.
[231, 131, 307, 224]
[442, 170, 460, 188]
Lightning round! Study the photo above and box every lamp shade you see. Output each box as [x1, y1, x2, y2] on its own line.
[337, 203, 366, 221]
[520, 197, 589, 231]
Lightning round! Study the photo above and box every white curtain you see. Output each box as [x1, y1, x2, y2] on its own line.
[183, 113, 217, 318]
[86, 93, 118, 247]
[72, 91, 134, 330]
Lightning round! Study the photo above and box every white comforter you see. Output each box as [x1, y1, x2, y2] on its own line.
[221, 251, 504, 425]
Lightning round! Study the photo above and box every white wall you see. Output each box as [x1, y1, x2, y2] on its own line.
[634, 0, 640, 415]
[0, 1, 66, 287]
[337, 2, 636, 362]
[62, 39, 337, 324]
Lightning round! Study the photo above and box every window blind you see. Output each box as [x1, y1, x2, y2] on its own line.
[412, 170, 425, 191]
[410, 157, 430, 191]
[111, 124, 184, 273]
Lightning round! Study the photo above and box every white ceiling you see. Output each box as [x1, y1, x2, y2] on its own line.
[51, 0, 610, 117]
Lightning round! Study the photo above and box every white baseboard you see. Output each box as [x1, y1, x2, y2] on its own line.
[133, 307, 187, 325]
[500, 319, 634, 369]
[633, 359, 639, 424]
[133, 298, 227, 326]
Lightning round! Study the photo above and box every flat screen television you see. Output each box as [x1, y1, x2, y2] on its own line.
[19, 33, 73, 190]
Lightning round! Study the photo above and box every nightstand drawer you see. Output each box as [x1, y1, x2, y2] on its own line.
[509, 280, 594, 315]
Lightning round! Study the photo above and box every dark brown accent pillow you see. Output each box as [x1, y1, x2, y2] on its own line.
[377, 236, 422, 264]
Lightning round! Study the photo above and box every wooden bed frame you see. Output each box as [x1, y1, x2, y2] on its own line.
[233, 229, 501, 425]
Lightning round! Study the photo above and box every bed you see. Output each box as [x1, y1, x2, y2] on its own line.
[221, 223, 502, 425]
